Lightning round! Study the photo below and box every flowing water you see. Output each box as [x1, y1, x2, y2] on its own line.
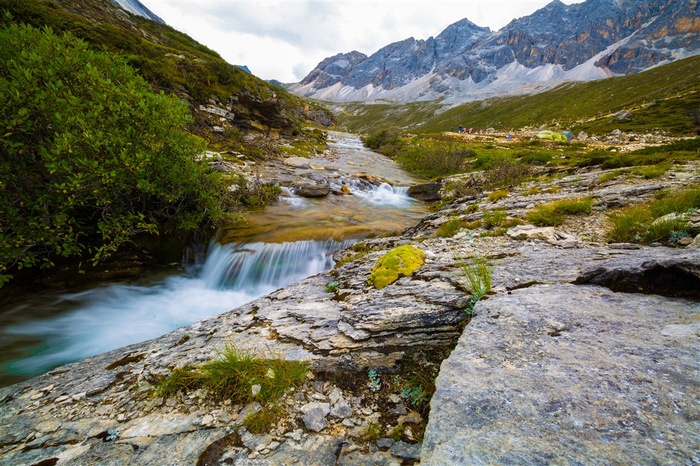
[0, 132, 429, 386]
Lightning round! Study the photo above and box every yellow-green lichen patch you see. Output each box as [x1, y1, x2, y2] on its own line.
[368, 245, 425, 290]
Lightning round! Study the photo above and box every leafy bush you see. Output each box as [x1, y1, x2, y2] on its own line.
[482, 158, 533, 190]
[0, 23, 226, 285]
[396, 143, 474, 178]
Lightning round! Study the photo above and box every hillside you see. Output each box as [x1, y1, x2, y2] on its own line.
[0, 0, 334, 153]
[334, 55, 700, 136]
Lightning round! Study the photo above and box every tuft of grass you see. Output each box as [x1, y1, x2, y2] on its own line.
[607, 186, 699, 243]
[630, 163, 671, 179]
[436, 217, 462, 238]
[642, 218, 691, 243]
[526, 198, 593, 226]
[243, 405, 282, 434]
[154, 345, 308, 405]
[153, 366, 200, 398]
[525, 186, 542, 196]
[487, 189, 510, 202]
[363, 423, 382, 441]
[461, 255, 493, 313]
[482, 209, 508, 230]
[598, 169, 628, 184]
[607, 206, 651, 243]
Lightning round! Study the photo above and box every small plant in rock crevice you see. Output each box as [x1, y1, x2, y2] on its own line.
[325, 280, 340, 292]
[461, 255, 493, 314]
[367, 369, 382, 392]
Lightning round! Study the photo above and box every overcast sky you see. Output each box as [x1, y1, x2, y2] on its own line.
[139, 0, 585, 83]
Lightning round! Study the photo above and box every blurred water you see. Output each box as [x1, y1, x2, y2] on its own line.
[0, 240, 349, 382]
[0, 132, 428, 386]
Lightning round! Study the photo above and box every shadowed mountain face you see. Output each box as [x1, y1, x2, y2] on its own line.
[290, 0, 700, 103]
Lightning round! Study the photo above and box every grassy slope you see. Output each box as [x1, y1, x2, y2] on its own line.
[0, 0, 331, 142]
[335, 55, 700, 137]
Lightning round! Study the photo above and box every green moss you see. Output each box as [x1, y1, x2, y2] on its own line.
[368, 245, 425, 290]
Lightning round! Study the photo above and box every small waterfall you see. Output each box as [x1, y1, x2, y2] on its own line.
[353, 182, 414, 207]
[2, 240, 349, 378]
[199, 240, 346, 292]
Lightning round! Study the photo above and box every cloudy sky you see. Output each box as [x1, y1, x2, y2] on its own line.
[139, 0, 584, 83]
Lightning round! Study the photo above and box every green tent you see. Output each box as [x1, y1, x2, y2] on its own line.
[536, 130, 568, 143]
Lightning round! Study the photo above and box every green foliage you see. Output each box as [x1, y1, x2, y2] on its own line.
[394, 142, 474, 178]
[367, 368, 381, 392]
[526, 198, 593, 227]
[227, 175, 281, 209]
[0, 22, 226, 285]
[325, 280, 340, 292]
[153, 345, 308, 404]
[487, 189, 510, 202]
[630, 163, 671, 179]
[607, 186, 700, 244]
[436, 217, 462, 238]
[243, 405, 282, 434]
[0, 0, 330, 145]
[368, 245, 425, 289]
[401, 385, 430, 407]
[481, 209, 508, 230]
[461, 255, 493, 313]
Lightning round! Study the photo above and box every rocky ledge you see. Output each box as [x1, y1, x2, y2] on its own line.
[0, 163, 698, 465]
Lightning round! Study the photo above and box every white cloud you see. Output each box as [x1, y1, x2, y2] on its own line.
[139, 0, 584, 82]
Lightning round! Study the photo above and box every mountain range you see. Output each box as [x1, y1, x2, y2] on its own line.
[289, 0, 700, 104]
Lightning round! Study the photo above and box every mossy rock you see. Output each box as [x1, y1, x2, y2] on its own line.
[368, 245, 425, 290]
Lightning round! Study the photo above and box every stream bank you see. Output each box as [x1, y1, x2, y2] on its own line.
[0, 155, 698, 464]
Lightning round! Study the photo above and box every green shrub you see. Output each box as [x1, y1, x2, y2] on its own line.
[396, 143, 474, 178]
[0, 22, 225, 285]
[526, 198, 593, 226]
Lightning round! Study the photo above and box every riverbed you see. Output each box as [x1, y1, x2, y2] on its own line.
[0, 132, 430, 387]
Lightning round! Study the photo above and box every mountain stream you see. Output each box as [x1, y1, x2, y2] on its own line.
[0, 132, 429, 387]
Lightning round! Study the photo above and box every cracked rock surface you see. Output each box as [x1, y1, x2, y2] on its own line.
[1, 162, 699, 465]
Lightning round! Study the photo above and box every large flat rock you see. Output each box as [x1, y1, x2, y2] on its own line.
[421, 283, 700, 465]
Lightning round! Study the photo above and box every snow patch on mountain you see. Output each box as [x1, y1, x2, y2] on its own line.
[110, 0, 164, 24]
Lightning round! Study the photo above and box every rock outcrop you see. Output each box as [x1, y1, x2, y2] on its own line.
[1, 161, 698, 464]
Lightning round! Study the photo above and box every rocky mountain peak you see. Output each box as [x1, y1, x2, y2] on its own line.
[289, 0, 700, 104]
